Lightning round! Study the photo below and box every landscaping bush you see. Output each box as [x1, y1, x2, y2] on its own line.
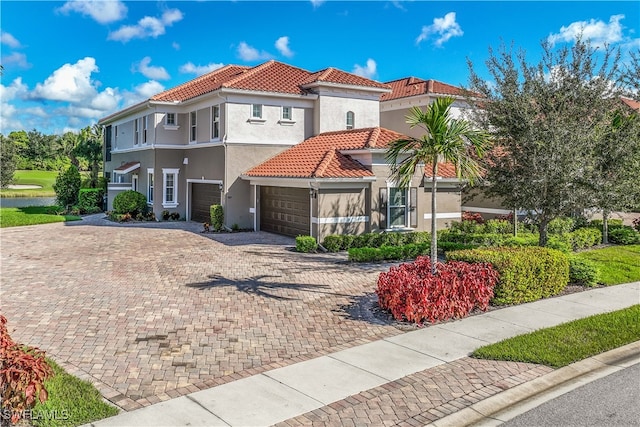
[210, 204, 224, 231]
[450, 219, 483, 234]
[1, 315, 54, 425]
[568, 255, 600, 287]
[348, 242, 430, 262]
[437, 241, 479, 253]
[461, 211, 485, 224]
[447, 246, 569, 305]
[322, 231, 430, 252]
[546, 236, 572, 253]
[322, 235, 343, 252]
[341, 235, 355, 250]
[561, 227, 602, 250]
[547, 217, 575, 235]
[589, 219, 624, 230]
[502, 234, 539, 247]
[53, 165, 81, 208]
[483, 219, 512, 234]
[113, 190, 147, 215]
[609, 227, 640, 245]
[296, 235, 318, 253]
[376, 257, 499, 324]
[78, 188, 104, 213]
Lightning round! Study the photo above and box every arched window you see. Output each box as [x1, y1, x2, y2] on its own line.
[346, 111, 355, 129]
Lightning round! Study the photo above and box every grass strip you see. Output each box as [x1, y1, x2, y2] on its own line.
[472, 305, 640, 368]
[0, 206, 81, 228]
[0, 170, 58, 197]
[32, 359, 119, 427]
[575, 245, 640, 285]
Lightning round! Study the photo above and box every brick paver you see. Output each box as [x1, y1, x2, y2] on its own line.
[0, 218, 401, 410]
[274, 357, 553, 427]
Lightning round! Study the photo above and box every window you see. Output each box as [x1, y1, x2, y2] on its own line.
[190, 111, 197, 142]
[251, 104, 262, 119]
[346, 111, 355, 130]
[162, 168, 180, 208]
[282, 106, 292, 120]
[147, 169, 154, 203]
[143, 116, 148, 144]
[389, 188, 407, 227]
[166, 113, 176, 126]
[380, 187, 417, 229]
[134, 119, 139, 145]
[211, 106, 220, 139]
[105, 125, 112, 162]
[114, 125, 118, 149]
[132, 174, 138, 192]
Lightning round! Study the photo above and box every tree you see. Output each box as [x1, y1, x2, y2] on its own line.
[75, 125, 103, 188]
[467, 38, 622, 246]
[590, 107, 640, 243]
[386, 97, 491, 274]
[59, 131, 81, 168]
[0, 134, 17, 188]
[53, 165, 81, 208]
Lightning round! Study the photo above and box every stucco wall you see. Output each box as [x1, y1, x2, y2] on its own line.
[316, 188, 367, 239]
[316, 94, 380, 134]
[226, 102, 309, 144]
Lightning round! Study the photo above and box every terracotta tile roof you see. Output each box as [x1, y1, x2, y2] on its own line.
[423, 162, 458, 179]
[113, 161, 140, 174]
[245, 127, 458, 180]
[152, 65, 249, 102]
[621, 96, 640, 112]
[380, 77, 470, 102]
[151, 61, 389, 103]
[301, 68, 391, 90]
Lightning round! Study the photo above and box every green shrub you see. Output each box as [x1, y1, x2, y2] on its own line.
[437, 241, 479, 253]
[450, 220, 483, 234]
[341, 235, 355, 250]
[447, 246, 569, 305]
[322, 235, 343, 252]
[609, 227, 640, 245]
[568, 255, 600, 287]
[502, 235, 539, 247]
[78, 188, 104, 213]
[53, 165, 81, 207]
[113, 190, 147, 215]
[548, 217, 575, 234]
[296, 235, 317, 253]
[348, 242, 430, 262]
[483, 219, 512, 234]
[589, 219, 624, 230]
[546, 237, 572, 253]
[349, 247, 384, 262]
[210, 204, 224, 231]
[562, 227, 602, 250]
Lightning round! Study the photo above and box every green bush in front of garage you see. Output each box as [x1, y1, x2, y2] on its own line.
[296, 235, 318, 253]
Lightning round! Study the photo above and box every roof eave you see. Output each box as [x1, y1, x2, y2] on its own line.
[301, 81, 391, 94]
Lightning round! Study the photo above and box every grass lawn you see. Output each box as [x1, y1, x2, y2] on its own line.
[0, 170, 58, 197]
[472, 305, 640, 368]
[32, 359, 119, 427]
[575, 245, 640, 285]
[0, 206, 81, 228]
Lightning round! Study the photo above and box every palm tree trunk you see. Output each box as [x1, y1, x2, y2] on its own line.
[431, 162, 438, 275]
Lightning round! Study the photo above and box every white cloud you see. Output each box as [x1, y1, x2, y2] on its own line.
[548, 14, 625, 47]
[134, 80, 165, 100]
[416, 12, 463, 47]
[352, 58, 377, 79]
[1, 31, 21, 48]
[32, 57, 100, 103]
[135, 57, 170, 80]
[237, 42, 272, 62]
[1, 52, 30, 69]
[179, 62, 224, 75]
[108, 8, 183, 43]
[90, 87, 120, 111]
[275, 36, 294, 58]
[58, 0, 127, 24]
[172, 42, 181, 50]
[0, 78, 29, 133]
[310, 0, 325, 8]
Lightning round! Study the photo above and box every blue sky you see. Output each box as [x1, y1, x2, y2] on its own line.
[1, 1, 638, 136]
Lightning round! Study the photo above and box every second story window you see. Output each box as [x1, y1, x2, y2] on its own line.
[166, 113, 176, 126]
[212, 106, 220, 139]
[134, 119, 139, 144]
[282, 106, 292, 120]
[143, 116, 148, 144]
[190, 111, 197, 142]
[251, 104, 263, 119]
[114, 125, 118, 149]
[346, 111, 355, 130]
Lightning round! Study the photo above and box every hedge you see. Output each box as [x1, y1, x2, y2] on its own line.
[447, 246, 569, 305]
[322, 231, 430, 252]
[113, 190, 147, 215]
[608, 227, 640, 245]
[348, 243, 430, 262]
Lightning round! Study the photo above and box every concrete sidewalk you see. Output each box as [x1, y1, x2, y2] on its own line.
[91, 282, 640, 427]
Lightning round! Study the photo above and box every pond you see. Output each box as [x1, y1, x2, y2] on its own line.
[0, 197, 57, 208]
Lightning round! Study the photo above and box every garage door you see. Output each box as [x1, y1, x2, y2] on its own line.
[191, 183, 221, 223]
[260, 186, 310, 237]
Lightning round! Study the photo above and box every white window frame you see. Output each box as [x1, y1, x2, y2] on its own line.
[164, 113, 179, 130]
[346, 111, 355, 130]
[134, 118, 139, 145]
[132, 174, 139, 192]
[162, 168, 180, 208]
[147, 168, 154, 204]
[251, 104, 262, 119]
[387, 187, 408, 228]
[114, 125, 118, 149]
[282, 106, 292, 120]
[190, 111, 197, 143]
[211, 105, 220, 140]
[143, 116, 148, 144]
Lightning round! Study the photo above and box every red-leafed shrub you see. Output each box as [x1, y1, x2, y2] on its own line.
[462, 211, 485, 224]
[376, 257, 499, 324]
[0, 314, 53, 426]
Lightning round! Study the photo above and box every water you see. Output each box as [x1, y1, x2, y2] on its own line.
[0, 197, 57, 208]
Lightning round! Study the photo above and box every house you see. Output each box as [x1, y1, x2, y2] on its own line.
[99, 60, 465, 240]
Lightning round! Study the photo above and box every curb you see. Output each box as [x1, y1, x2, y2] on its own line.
[427, 341, 640, 427]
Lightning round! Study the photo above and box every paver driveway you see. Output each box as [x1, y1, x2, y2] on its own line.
[0, 218, 402, 410]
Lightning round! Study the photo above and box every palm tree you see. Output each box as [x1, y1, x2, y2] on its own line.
[76, 125, 103, 188]
[386, 97, 491, 274]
